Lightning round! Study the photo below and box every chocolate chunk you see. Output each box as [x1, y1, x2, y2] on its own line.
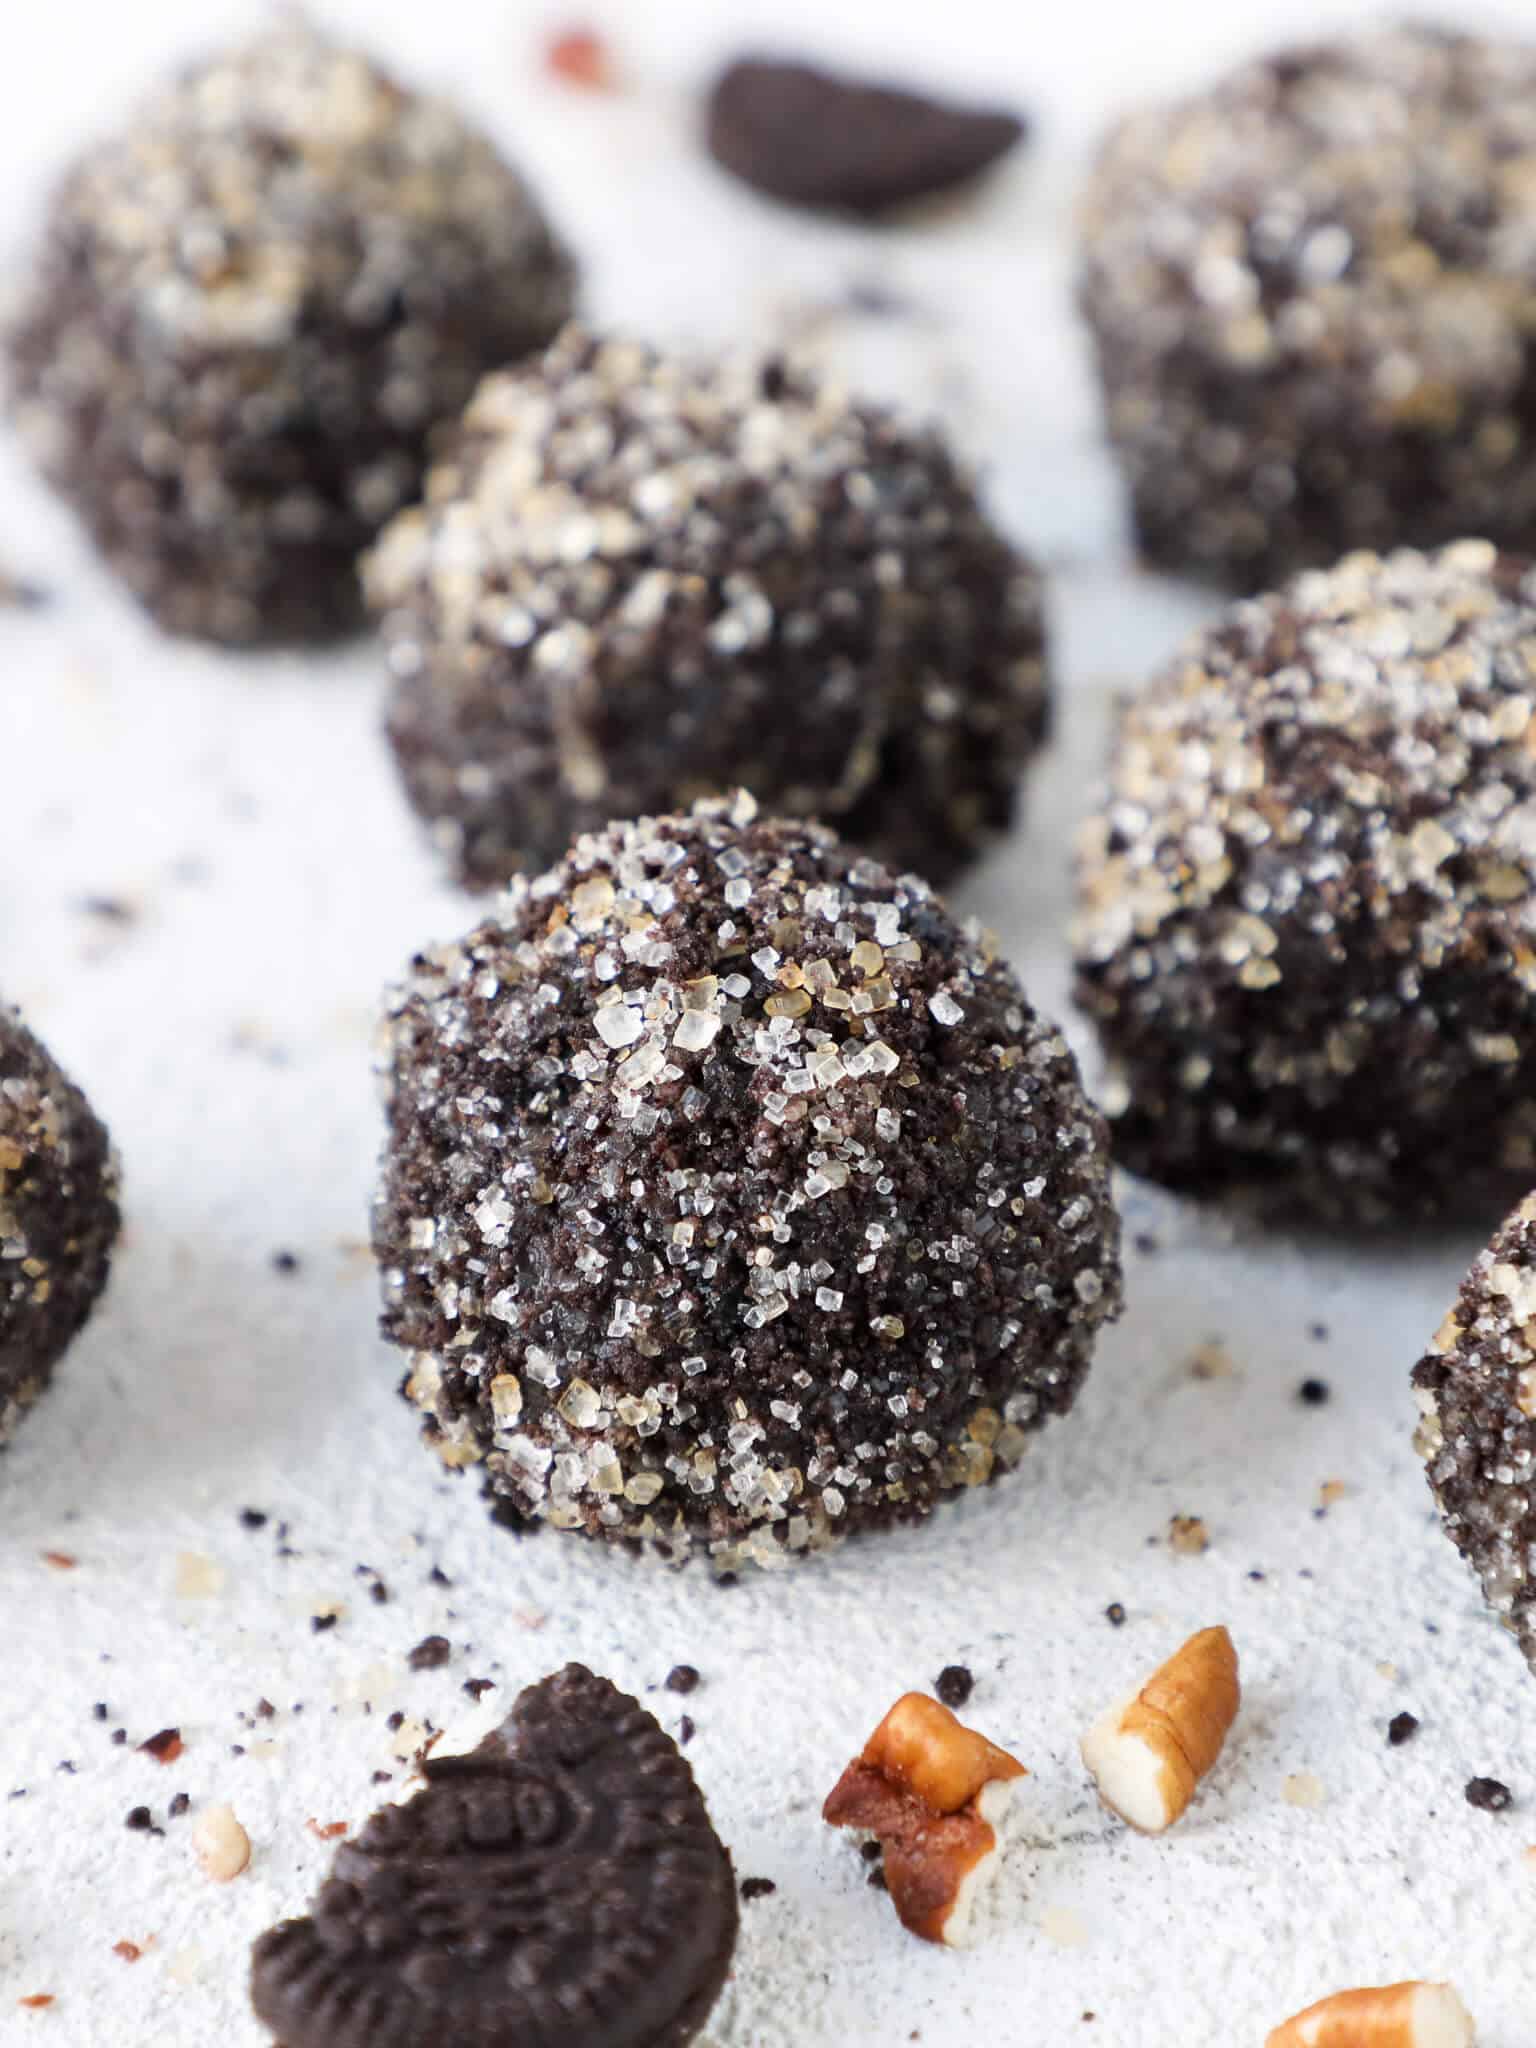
[934, 1666, 974, 1709]
[374, 799, 1122, 1571]
[739, 1877, 776, 1901]
[706, 58, 1025, 215]
[1465, 1776, 1513, 1812]
[251, 1664, 738, 2048]
[124, 1806, 156, 1832]
[1387, 1713, 1420, 1747]
[0, 1006, 119, 1448]
[407, 1635, 451, 1672]
[664, 1667, 700, 1697]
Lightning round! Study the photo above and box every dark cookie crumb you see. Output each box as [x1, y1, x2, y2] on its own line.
[238, 1509, 268, 1531]
[739, 1876, 777, 1901]
[934, 1665, 974, 1709]
[860, 1839, 883, 1862]
[679, 1715, 696, 1747]
[1465, 1776, 1513, 1813]
[123, 1806, 158, 1834]
[1104, 1602, 1127, 1627]
[1298, 1380, 1331, 1408]
[706, 57, 1025, 215]
[1387, 1713, 1420, 1747]
[168, 1792, 190, 1818]
[407, 1635, 451, 1672]
[375, 798, 1121, 1571]
[91, 1703, 109, 1722]
[270, 1252, 300, 1276]
[462, 1678, 496, 1702]
[137, 1730, 182, 1765]
[867, 1864, 888, 1890]
[665, 1666, 701, 1697]
[367, 327, 1050, 892]
[310, 1614, 337, 1635]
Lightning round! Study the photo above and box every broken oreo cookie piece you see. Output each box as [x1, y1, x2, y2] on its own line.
[250, 1663, 737, 2047]
[706, 57, 1025, 215]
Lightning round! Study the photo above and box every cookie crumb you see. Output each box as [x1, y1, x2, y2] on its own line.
[193, 1803, 252, 1881]
[934, 1665, 974, 1709]
[665, 1666, 701, 1696]
[1298, 1379, 1331, 1406]
[1104, 1602, 1126, 1627]
[1169, 1515, 1209, 1555]
[1387, 1712, 1420, 1747]
[138, 1729, 183, 1766]
[407, 1635, 451, 1672]
[1466, 1776, 1513, 1813]
[740, 1877, 777, 1901]
[1282, 1772, 1326, 1809]
[112, 1942, 141, 1963]
[462, 1678, 496, 1702]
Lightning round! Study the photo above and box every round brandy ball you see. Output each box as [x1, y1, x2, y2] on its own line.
[366, 325, 1049, 890]
[8, 23, 574, 643]
[374, 796, 1120, 1572]
[1081, 25, 1536, 589]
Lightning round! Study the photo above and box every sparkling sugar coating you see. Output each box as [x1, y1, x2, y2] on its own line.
[1080, 24, 1536, 589]
[366, 324, 1049, 889]
[1074, 542, 1536, 1220]
[374, 797, 1120, 1572]
[0, 1005, 120, 1445]
[6, 21, 574, 644]
[1414, 1192, 1536, 1680]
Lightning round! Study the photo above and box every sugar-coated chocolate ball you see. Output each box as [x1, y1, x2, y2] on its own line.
[1074, 542, 1536, 1221]
[0, 1005, 119, 1444]
[8, 23, 574, 643]
[1080, 26, 1536, 589]
[1415, 1191, 1536, 1678]
[374, 796, 1120, 1572]
[366, 325, 1049, 890]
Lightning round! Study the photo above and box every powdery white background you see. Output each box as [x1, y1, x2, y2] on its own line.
[2, 2, 1534, 2043]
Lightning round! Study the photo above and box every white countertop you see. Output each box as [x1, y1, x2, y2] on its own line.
[1, 2, 1532, 2043]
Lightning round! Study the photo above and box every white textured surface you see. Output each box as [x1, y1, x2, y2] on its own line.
[2, 2, 1535, 2043]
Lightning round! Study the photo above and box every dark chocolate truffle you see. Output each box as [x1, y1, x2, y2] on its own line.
[1414, 1193, 1536, 1678]
[1073, 542, 1536, 1221]
[705, 58, 1025, 216]
[0, 1005, 119, 1442]
[251, 1663, 737, 2048]
[7, 23, 574, 644]
[1079, 25, 1536, 590]
[365, 324, 1049, 890]
[375, 795, 1120, 1572]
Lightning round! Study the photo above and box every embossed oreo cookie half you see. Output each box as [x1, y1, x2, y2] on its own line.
[250, 1664, 738, 2048]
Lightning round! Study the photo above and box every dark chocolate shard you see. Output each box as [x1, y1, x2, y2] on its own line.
[706, 57, 1025, 215]
[251, 1663, 738, 2048]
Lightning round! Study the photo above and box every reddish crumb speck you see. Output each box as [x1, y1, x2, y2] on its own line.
[306, 1819, 348, 1841]
[543, 26, 616, 91]
[40, 1552, 76, 1571]
[112, 1942, 142, 1963]
[19, 1995, 54, 2009]
[138, 1729, 183, 1765]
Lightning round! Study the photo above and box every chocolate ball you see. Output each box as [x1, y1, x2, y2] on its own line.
[1414, 1192, 1536, 1678]
[1073, 541, 1536, 1222]
[1080, 25, 1536, 590]
[7, 23, 574, 644]
[365, 325, 1049, 890]
[0, 1006, 119, 1443]
[374, 795, 1120, 1572]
